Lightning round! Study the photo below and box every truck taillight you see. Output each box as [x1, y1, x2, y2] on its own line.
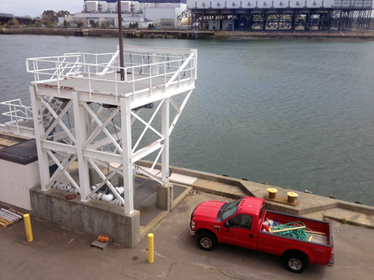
[328, 252, 332, 259]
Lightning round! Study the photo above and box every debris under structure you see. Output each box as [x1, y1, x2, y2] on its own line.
[0, 45, 197, 246]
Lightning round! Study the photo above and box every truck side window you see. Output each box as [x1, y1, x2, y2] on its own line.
[228, 214, 253, 230]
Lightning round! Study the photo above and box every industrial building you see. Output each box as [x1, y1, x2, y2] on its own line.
[188, 0, 373, 31]
[59, 0, 188, 28]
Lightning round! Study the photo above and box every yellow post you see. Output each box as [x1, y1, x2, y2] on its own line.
[148, 233, 154, 263]
[23, 214, 33, 242]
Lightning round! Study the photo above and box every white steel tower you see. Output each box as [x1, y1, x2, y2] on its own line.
[7, 45, 198, 215]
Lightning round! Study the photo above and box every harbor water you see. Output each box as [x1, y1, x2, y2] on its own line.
[1, 34, 374, 206]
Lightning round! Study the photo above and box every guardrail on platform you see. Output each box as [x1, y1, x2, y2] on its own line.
[26, 45, 197, 100]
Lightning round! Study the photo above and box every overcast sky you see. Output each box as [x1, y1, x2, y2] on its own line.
[1, 0, 84, 17]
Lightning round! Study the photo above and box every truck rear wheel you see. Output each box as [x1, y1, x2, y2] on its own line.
[283, 252, 307, 273]
[197, 232, 217, 251]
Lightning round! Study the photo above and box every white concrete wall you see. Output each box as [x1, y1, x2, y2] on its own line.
[0, 159, 40, 210]
[144, 5, 187, 28]
[71, 5, 186, 28]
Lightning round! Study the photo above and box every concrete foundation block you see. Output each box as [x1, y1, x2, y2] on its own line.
[156, 183, 173, 211]
[30, 186, 140, 247]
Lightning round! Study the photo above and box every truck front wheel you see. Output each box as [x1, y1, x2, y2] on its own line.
[283, 252, 307, 273]
[197, 232, 217, 251]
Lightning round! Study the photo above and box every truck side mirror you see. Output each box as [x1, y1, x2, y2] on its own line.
[224, 221, 230, 232]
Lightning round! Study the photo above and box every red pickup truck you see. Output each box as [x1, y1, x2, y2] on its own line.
[189, 196, 334, 273]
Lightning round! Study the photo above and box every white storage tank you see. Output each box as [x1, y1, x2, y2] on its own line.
[86, 1, 108, 12]
[121, 1, 131, 12]
[119, 1, 140, 13]
[131, 2, 140, 13]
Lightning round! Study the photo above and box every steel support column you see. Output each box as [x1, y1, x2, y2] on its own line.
[72, 92, 89, 202]
[120, 98, 134, 214]
[161, 98, 170, 184]
[30, 86, 50, 191]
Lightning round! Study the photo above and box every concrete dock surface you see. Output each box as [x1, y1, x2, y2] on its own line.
[1, 191, 374, 280]
[152, 164, 374, 229]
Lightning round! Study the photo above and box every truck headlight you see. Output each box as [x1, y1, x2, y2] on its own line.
[191, 221, 195, 230]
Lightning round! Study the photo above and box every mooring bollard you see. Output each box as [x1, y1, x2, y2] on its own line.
[148, 233, 154, 263]
[23, 214, 33, 242]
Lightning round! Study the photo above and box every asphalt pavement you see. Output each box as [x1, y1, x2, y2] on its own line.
[1, 191, 374, 280]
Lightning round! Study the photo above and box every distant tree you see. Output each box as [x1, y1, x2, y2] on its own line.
[129, 22, 139, 29]
[101, 21, 110, 28]
[42, 10, 56, 24]
[56, 10, 70, 18]
[90, 20, 98, 28]
[77, 21, 83, 28]
[63, 20, 70, 28]
[7, 17, 20, 26]
[35, 21, 42, 27]
[148, 23, 154, 30]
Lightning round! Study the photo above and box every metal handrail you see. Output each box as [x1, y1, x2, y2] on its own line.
[0, 99, 34, 132]
[26, 52, 196, 99]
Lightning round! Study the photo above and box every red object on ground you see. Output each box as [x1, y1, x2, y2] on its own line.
[189, 196, 334, 273]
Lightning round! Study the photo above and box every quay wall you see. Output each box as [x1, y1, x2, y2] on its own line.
[138, 160, 374, 216]
[1, 27, 374, 40]
[0, 27, 214, 39]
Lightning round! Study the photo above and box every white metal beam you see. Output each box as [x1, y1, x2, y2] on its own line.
[169, 90, 193, 135]
[73, 92, 89, 201]
[41, 99, 77, 144]
[162, 98, 170, 183]
[42, 100, 73, 140]
[131, 100, 164, 152]
[132, 139, 164, 163]
[46, 155, 77, 189]
[83, 103, 122, 153]
[136, 166, 163, 185]
[166, 53, 194, 87]
[86, 162, 123, 200]
[88, 159, 125, 205]
[30, 86, 50, 190]
[120, 98, 134, 214]
[46, 150, 81, 193]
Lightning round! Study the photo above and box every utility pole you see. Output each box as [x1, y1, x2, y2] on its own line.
[118, 0, 125, 80]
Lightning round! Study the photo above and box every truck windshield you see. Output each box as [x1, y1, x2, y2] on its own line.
[222, 199, 240, 220]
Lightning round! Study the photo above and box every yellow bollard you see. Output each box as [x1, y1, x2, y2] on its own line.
[148, 233, 154, 263]
[23, 214, 33, 242]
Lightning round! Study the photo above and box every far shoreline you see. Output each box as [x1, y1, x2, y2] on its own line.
[1, 26, 374, 41]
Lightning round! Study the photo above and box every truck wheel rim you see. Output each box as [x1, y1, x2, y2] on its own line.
[200, 237, 212, 248]
[288, 258, 302, 270]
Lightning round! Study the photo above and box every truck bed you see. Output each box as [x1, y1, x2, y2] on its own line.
[264, 210, 332, 244]
[257, 210, 333, 265]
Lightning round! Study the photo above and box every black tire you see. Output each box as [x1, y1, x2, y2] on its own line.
[197, 232, 217, 251]
[282, 252, 308, 273]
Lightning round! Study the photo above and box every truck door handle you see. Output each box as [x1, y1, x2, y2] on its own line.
[249, 234, 253, 238]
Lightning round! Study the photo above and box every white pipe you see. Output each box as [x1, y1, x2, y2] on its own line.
[0, 210, 18, 220]
[1, 208, 22, 219]
[116, 186, 125, 195]
[54, 183, 73, 192]
[0, 210, 18, 221]
[101, 193, 114, 202]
